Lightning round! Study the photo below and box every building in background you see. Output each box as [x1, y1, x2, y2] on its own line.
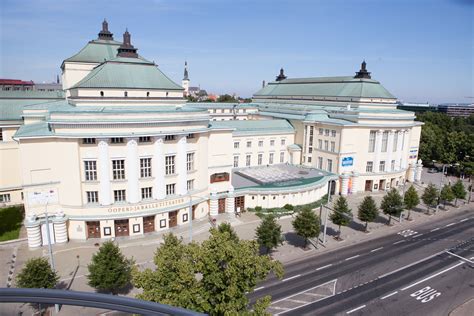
[437, 103, 474, 117]
[0, 79, 34, 91]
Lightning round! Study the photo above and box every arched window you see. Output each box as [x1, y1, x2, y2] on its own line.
[146, 92, 150, 97]
[100, 91, 104, 97]
[124, 91, 128, 97]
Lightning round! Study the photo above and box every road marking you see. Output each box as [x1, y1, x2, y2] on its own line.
[460, 218, 468, 222]
[286, 298, 309, 304]
[316, 264, 332, 271]
[446, 251, 474, 264]
[370, 247, 384, 253]
[381, 291, 398, 300]
[345, 255, 360, 261]
[282, 274, 301, 282]
[412, 234, 424, 238]
[430, 228, 440, 232]
[445, 222, 456, 227]
[254, 286, 265, 291]
[393, 240, 405, 245]
[346, 305, 366, 314]
[401, 261, 464, 291]
[378, 249, 446, 279]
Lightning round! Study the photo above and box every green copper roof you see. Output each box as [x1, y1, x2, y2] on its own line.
[0, 91, 66, 121]
[254, 76, 395, 99]
[71, 59, 184, 90]
[63, 40, 121, 64]
[14, 122, 53, 138]
[209, 119, 294, 135]
[0, 90, 64, 99]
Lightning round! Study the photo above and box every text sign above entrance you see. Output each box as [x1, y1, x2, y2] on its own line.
[342, 157, 354, 167]
[108, 197, 185, 213]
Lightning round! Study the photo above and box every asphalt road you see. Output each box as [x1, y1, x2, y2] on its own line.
[248, 209, 474, 315]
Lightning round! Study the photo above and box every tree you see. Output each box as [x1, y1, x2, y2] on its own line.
[357, 196, 378, 232]
[330, 196, 352, 240]
[133, 225, 283, 314]
[256, 215, 283, 254]
[439, 184, 455, 207]
[421, 183, 439, 213]
[283, 204, 294, 211]
[381, 188, 404, 225]
[87, 240, 134, 294]
[216, 94, 238, 103]
[452, 180, 467, 206]
[16, 257, 59, 289]
[217, 222, 239, 242]
[404, 185, 420, 220]
[292, 207, 320, 248]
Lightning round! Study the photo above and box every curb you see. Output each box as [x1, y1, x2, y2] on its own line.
[0, 238, 28, 246]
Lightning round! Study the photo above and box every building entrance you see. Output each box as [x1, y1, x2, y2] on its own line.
[114, 219, 129, 237]
[218, 198, 226, 214]
[379, 179, 386, 191]
[235, 196, 245, 212]
[365, 180, 373, 191]
[143, 216, 155, 233]
[87, 221, 101, 238]
[169, 211, 178, 227]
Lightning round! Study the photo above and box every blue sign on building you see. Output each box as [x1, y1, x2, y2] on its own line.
[342, 157, 353, 167]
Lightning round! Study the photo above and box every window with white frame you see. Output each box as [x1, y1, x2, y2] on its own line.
[308, 157, 312, 163]
[84, 161, 97, 181]
[331, 130, 336, 137]
[319, 128, 323, 135]
[82, 138, 96, 144]
[166, 183, 175, 195]
[258, 154, 263, 165]
[140, 158, 152, 178]
[165, 155, 175, 175]
[111, 137, 124, 144]
[258, 140, 263, 147]
[318, 139, 322, 149]
[325, 129, 330, 136]
[187, 179, 194, 191]
[281, 138, 286, 146]
[318, 157, 323, 169]
[141, 187, 152, 199]
[112, 159, 125, 180]
[247, 141, 252, 148]
[269, 153, 274, 164]
[233, 156, 239, 167]
[327, 159, 333, 172]
[114, 189, 126, 202]
[280, 151, 285, 163]
[0, 194, 11, 202]
[86, 191, 99, 203]
[324, 140, 329, 151]
[0, 128, 3, 141]
[381, 131, 389, 152]
[234, 142, 240, 149]
[379, 161, 386, 172]
[139, 136, 151, 143]
[187, 153, 195, 171]
[309, 147, 313, 153]
[246, 155, 251, 166]
[366, 161, 373, 172]
[393, 132, 398, 152]
[368, 131, 376, 152]
[330, 141, 335, 152]
[391, 160, 395, 171]
[270, 139, 275, 146]
[165, 135, 176, 141]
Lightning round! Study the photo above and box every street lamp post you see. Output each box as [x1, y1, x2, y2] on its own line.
[43, 203, 59, 314]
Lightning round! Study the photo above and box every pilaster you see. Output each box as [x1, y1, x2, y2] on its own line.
[98, 139, 112, 205]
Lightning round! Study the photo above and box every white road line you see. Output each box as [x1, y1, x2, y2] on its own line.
[460, 218, 469, 222]
[393, 240, 405, 245]
[401, 261, 464, 291]
[370, 247, 384, 253]
[378, 249, 446, 279]
[446, 251, 474, 264]
[380, 291, 398, 300]
[316, 264, 332, 271]
[346, 305, 366, 314]
[445, 222, 456, 227]
[254, 286, 265, 291]
[282, 274, 301, 282]
[345, 255, 360, 261]
[430, 228, 440, 232]
[412, 234, 424, 238]
[286, 299, 309, 304]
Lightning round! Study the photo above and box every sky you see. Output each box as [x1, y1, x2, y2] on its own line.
[0, 0, 472, 103]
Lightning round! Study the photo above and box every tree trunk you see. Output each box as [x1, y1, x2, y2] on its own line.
[338, 225, 341, 240]
[365, 221, 368, 232]
[406, 209, 411, 220]
[387, 215, 391, 225]
[455, 198, 458, 206]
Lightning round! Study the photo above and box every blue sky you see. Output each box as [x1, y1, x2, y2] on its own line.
[0, 0, 472, 103]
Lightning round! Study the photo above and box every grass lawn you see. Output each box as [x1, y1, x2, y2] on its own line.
[0, 205, 24, 242]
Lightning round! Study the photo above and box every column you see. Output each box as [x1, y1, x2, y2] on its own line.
[53, 212, 68, 244]
[209, 191, 218, 216]
[226, 187, 235, 214]
[407, 162, 416, 182]
[153, 137, 166, 200]
[340, 174, 350, 196]
[386, 130, 395, 171]
[176, 136, 187, 195]
[126, 138, 140, 203]
[25, 215, 42, 248]
[401, 130, 408, 170]
[98, 139, 112, 205]
[395, 130, 403, 171]
[373, 130, 383, 173]
[351, 171, 359, 194]
[415, 159, 423, 182]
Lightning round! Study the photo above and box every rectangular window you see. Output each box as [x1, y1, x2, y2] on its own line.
[114, 189, 126, 202]
[247, 141, 252, 148]
[327, 159, 333, 172]
[280, 151, 285, 163]
[165, 135, 176, 141]
[270, 140, 275, 146]
[391, 160, 395, 171]
[281, 138, 286, 146]
[246, 155, 251, 166]
[269, 153, 274, 164]
[331, 130, 336, 137]
[112, 159, 126, 180]
[324, 140, 329, 151]
[139, 136, 151, 143]
[187, 133, 195, 139]
[165, 155, 175, 175]
[86, 191, 99, 203]
[111, 137, 124, 144]
[318, 157, 323, 169]
[187, 153, 194, 171]
[187, 179, 194, 191]
[258, 140, 264, 147]
[318, 139, 322, 149]
[82, 138, 96, 144]
[84, 161, 97, 181]
[0, 194, 11, 202]
[0, 128, 3, 141]
[140, 158, 152, 178]
[310, 126, 314, 136]
[308, 157, 312, 163]
[366, 161, 373, 172]
[393, 132, 398, 152]
[330, 141, 335, 152]
[141, 187, 152, 199]
[309, 136, 313, 146]
[381, 131, 389, 152]
[309, 147, 313, 153]
[234, 142, 240, 149]
[379, 161, 386, 172]
[325, 129, 330, 136]
[258, 154, 263, 165]
[233, 156, 239, 167]
[166, 183, 175, 195]
[319, 128, 323, 135]
[368, 131, 376, 153]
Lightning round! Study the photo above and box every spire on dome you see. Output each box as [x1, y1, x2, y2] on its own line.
[117, 29, 138, 58]
[98, 19, 114, 40]
[183, 61, 189, 81]
[276, 68, 287, 81]
[354, 60, 371, 79]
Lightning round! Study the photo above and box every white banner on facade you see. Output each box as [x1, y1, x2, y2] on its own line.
[27, 189, 59, 207]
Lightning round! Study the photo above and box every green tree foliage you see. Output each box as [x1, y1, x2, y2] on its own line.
[404, 185, 420, 220]
[217, 222, 239, 242]
[216, 94, 238, 103]
[16, 257, 59, 289]
[133, 225, 284, 314]
[452, 180, 467, 206]
[292, 207, 320, 248]
[381, 188, 404, 225]
[87, 240, 134, 294]
[439, 184, 455, 207]
[330, 196, 352, 240]
[283, 204, 294, 211]
[421, 183, 439, 213]
[256, 215, 283, 254]
[357, 196, 378, 232]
